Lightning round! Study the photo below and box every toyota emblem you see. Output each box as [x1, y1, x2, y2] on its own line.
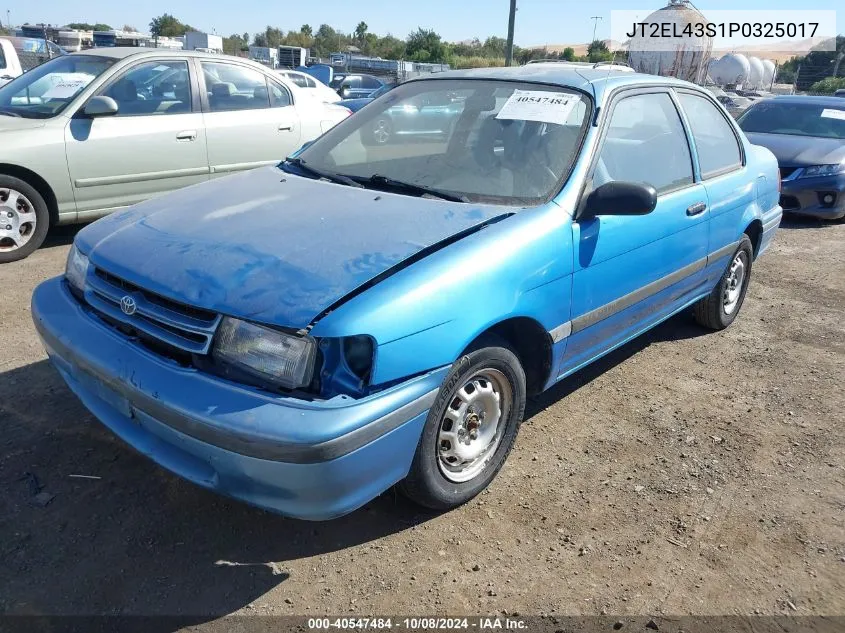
[120, 295, 137, 316]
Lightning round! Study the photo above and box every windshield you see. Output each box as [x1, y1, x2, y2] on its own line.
[738, 101, 845, 139]
[0, 55, 115, 119]
[293, 79, 591, 206]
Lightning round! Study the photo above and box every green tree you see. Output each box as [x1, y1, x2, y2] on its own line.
[300, 24, 312, 38]
[312, 24, 344, 57]
[372, 34, 406, 60]
[67, 22, 112, 31]
[354, 21, 368, 43]
[122, 24, 138, 33]
[809, 76, 845, 93]
[406, 28, 446, 63]
[587, 39, 612, 63]
[149, 14, 193, 38]
[561, 46, 576, 61]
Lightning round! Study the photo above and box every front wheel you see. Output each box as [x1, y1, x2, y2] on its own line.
[399, 342, 526, 511]
[0, 176, 50, 263]
[693, 235, 753, 330]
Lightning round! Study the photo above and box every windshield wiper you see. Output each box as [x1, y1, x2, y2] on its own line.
[282, 157, 363, 188]
[357, 174, 469, 203]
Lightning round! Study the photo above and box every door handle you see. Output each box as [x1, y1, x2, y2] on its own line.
[278, 124, 293, 132]
[176, 130, 197, 141]
[686, 202, 707, 216]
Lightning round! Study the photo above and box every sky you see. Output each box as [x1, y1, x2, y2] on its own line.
[4, 0, 843, 47]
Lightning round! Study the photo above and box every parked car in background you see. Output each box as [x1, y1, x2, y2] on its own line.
[330, 73, 384, 99]
[277, 69, 341, 103]
[32, 67, 781, 520]
[834, 89, 845, 98]
[338, 82, 392, 112]
[0, 37, 65, 86]
[716, 94, 753, 118]
[738, 96, 845, 221]
[0, 48, 351, 262]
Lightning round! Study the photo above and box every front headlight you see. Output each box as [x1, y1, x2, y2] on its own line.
[799, 164, 845, 179]
[65, 244, 89, 292]
[212, 317, 316, 390]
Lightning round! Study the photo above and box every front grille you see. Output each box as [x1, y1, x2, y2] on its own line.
[780, 194, 801, 211]
[85, 268, 221, 355]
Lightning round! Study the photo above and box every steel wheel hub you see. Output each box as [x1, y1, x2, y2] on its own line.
[723, 251, 746, 315]
[0, 188, 37, 252]
[437, 369, 511, 483]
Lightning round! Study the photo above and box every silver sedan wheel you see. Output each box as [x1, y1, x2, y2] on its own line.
[723, 251, 747, 315]
[437, 369, 511, 483]
[0, 188, 37, 253]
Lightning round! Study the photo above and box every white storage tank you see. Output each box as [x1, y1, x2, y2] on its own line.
[712, 53, 750, 86]
[761, 59, 776, 89]
[627, 0, 713, 84]
[747, 57, 764, 89]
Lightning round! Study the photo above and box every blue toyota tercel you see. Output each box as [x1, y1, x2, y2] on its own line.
[31, 65, 782, 520]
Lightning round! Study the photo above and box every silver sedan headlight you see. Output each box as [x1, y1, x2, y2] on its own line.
[799, 164, 845, 179]
[65, 244, 89, 292]
[212, 317, 317, 390]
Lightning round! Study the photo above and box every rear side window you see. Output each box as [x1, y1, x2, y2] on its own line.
[678, 93, 742, 178]
[285, 72, 308, 88]
[360, 76, 381, 89]
[0, 45, 6, 70]
[596, 92, 693, 194]
[202, 62, 271, 112]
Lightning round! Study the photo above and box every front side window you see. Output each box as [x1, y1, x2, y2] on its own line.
[738, 101, 845, 140]
[595, 92, 693, 194]
[202, 62, 271, 112]
[100, 60, 191, 116]
[678, 93, 742, 178]
[0, 55, 115, 119]
[361, 76, 381, 89]
[294, 79, 591, 206]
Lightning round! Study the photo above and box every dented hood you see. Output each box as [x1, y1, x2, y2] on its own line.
[76, 166, 507, 327]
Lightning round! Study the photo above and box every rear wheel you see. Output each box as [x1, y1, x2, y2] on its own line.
[400, 342, 526, 510]
[0, 176, 50, 264]
[693, 235, 753, 330]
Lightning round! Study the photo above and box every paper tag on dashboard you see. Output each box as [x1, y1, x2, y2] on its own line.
[496, 90, 579, 125]
[820, 108, 845, 121]
[41, 79, 90, 99]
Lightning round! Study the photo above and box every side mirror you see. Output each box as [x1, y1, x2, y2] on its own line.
[83, 96, 119, 117]
[582, 181, 657, 218]
[340, 88, 351, 98]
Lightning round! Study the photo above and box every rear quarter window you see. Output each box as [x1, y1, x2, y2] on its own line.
[678, 92, 742, 178]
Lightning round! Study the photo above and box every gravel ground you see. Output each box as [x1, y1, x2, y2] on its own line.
[1, 218, 843, 625]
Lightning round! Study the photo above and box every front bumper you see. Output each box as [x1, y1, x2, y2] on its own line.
[780, 173, 845, 220]
[31, 277, 448, 520]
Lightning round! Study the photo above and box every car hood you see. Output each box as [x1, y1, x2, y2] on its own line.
[77, 166, 509, 328]
[338, 97, 373, 112]
[745, 132, 845, 167]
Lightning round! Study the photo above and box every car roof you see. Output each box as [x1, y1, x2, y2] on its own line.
[70, 47, 242, 62]
[768, 94, 845, 105]
[407, 65, 702, 102]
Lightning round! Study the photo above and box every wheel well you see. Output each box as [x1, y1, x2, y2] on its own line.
[0, 163, 59, 225]
[744, 219, 763, 258]
[467, 317, 553, 396]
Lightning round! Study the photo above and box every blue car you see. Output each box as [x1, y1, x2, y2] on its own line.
[32, 66, 782, 520]
[737, 96, 845, 221]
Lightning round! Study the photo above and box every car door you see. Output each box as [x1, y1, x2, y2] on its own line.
[675, 90, 750, 275]
[560, 89, 711, 376]
[64, 58, 209, 219]
[198, 60, 301, 178]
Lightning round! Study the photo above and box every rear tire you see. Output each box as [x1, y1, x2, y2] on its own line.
[0, 175, 50, 264]
[693, 235, 753, 330]
[400, 341, 526, 511]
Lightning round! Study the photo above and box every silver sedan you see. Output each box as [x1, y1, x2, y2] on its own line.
[0, 48, 351, 262]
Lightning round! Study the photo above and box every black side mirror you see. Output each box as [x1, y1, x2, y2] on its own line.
[582, 181, 657, 218]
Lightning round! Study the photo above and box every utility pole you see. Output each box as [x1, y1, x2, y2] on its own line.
[505, 0, 516, 67]
[590, 16, 602, 44]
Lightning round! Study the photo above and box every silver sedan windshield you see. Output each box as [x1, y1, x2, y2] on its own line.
[0, 55, 116, 119]
[297, 79, 591, 206]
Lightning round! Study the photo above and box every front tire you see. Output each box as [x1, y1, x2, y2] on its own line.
[693, 235, 753, 330]
[0, 176, 50, 264]
[400, 342, 526, 511]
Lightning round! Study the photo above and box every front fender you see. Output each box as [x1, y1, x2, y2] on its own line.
[309, 203, 574, 385]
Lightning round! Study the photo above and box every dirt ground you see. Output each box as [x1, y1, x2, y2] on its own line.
[1, 218, 843, 627]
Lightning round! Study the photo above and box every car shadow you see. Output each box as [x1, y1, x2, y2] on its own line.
[777, 214, 842, 230]
[526, 311, 707, 418]
[0, 311, 703, 626]
[41, 223, 86, 250]
[0, 359, 437, 628]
